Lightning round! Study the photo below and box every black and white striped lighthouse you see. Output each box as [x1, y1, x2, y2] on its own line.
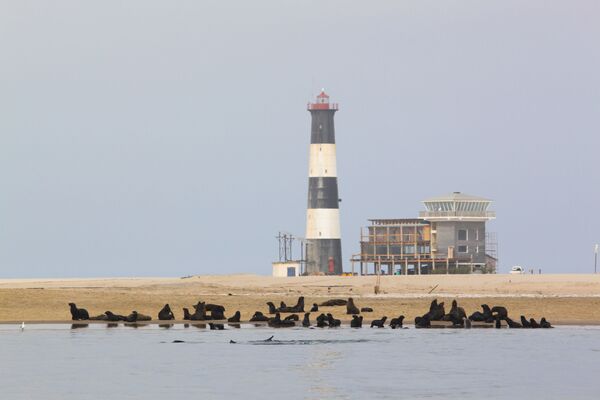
[305, 90, 343, 275]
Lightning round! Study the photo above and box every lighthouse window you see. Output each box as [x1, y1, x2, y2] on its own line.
[458, 245, 468, 253]
[458, 229, 467, 240]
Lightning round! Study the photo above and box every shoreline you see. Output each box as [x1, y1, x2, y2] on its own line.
[2, 274, 600, 324]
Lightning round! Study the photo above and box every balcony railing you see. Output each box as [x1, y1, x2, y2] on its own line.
[307, 103, 339, 111]
[419, 210, 496, 220]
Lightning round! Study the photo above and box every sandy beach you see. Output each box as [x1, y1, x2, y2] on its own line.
[1, 274, 600, 324]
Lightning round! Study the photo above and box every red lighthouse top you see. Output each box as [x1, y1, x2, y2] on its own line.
[308, 89, 339, 111]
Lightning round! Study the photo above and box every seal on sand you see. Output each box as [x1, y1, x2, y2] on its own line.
[346, 298, 360, 315]
[68, 303, 89, 321]
[158, 304, 174, 321]
[302, 313, 311, 327]
[227, 311, 241, 323]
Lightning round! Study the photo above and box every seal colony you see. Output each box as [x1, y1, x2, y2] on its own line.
[64, 298, 553, 329]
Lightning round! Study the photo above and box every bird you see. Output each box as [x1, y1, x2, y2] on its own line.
[20, 322, 25, 331]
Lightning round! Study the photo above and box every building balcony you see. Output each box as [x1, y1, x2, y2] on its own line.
[419, 210, 496, 221]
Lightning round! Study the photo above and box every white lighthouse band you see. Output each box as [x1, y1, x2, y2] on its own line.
[308, 144, 337, 178]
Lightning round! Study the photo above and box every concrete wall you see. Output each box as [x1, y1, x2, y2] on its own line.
[272, 262, 301, 277]
[434, 221, 486, 264]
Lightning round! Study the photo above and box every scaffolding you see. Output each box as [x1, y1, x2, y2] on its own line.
[350, 219, 495, 275]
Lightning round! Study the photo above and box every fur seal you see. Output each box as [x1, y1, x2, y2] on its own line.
[316, 313, 329, 327]
[540, 317, 553, 328]
[68, 303, 89, 321]
[126, 311, 152, 322]
[520, 316, 531, 328]
[443, 300, 467, 325]
[414, 315, 431, 328]
[105, 311, 127, 322]
[370, 316, 387, 328]
[89, 314, 108, 321]
[266, 302, 277, 314]
[284, 314, 299, 321]
[491, 306, 508, 320]
[310, 303, 319, 312]
[469, 304, 493, 322]
[228, 311, 241, 323]
[190, 302, 207, 321]
[302, 313, 311, 327]
[327, 313, 341, 327]
[346, 298, 360, 315]
[505, 317, 522, 328]
[183, 308, 192, 320]
[268, 313, 295, 328]
[360, 307, 373, 312]
[249, 311, 270, 322]
[390, 315, 405, 329]
[529, 318, 541, 328]
[158, 304, 175, 320]
[350, 315, 363, 328]
[319, 299, 347, 307]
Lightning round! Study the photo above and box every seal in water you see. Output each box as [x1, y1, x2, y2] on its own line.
[370, 316, 387, 328]
[350, 315, 363, 328]
[346, 298, 360, 315]
[390, 315, 405, 329]
[68, 303, 90, 321]
[228, 311, 241, 323]
[209, 323, 225, 330]
[158, 304, 175, 321]
[302, 313, 311, 327]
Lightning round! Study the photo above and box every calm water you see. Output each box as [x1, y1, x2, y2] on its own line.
[1, 324, 599, 399]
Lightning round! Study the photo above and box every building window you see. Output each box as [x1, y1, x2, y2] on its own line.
[458, 245, 468, 253]
[458, 229, 468, 241]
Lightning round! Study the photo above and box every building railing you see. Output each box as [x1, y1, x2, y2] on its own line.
[419, 210, 496, 219]
[307, 103, 339, 111]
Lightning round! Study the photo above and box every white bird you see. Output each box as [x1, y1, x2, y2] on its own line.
[20, 322, 25, 331]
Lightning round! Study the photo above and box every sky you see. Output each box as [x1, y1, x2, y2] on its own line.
[1, 0, 599, 278]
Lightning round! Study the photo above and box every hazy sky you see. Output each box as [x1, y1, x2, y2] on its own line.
[1, 1, 599, 278]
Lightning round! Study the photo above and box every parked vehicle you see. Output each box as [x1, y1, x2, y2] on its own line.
[509, 265, 525, 274]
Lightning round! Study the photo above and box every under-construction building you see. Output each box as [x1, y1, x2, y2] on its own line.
[351, 192, 497, 275]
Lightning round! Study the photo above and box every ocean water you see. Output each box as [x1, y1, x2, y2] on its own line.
[1, 324, 599, 399]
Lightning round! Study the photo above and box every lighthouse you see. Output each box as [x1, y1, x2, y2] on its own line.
[305, 90, 343, 275]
